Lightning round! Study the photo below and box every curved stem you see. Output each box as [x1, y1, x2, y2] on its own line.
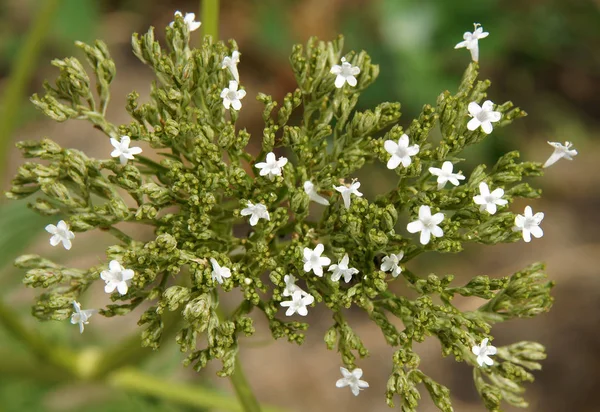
[201, 0, 220, 40]
[230, 352, 263, 412]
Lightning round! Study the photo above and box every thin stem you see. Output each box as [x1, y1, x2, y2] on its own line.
[201, 0, 220, 40]
[0, 0, 62, 181]
[229, 352, 263, 412]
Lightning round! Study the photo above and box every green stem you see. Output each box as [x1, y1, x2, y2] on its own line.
[201, 0, 220, 39]
[0, 0, 62, 181]
[230, 353, 263, 412]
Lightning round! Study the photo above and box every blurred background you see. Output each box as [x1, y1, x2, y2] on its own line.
[1, 0, 599, 411]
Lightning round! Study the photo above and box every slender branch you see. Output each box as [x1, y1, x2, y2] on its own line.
[201, 0, 220, 40]
[229, 352, 263, 412]
[0, 0, 62, 181]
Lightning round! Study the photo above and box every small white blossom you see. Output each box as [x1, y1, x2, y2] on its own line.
[335, 367, 369, 396]
[220, 80, 246, 110]
[472, 338, 497, 367]
[328, 254, 359, 283]
[210, 258, 232, 284]
[110, 135, 143, 165]
[334, 180, 363, 209]
[454, 23, 489, 62]
[280, 290, 314, 317]
[380, 252, 404, 278]
[70, 301, 95, 334]
[170, 11, 201, 32]
[513, 206, 544, 243]
[429, 161, 465, 190]
[384, 134, 420, 169]
[303, 180, 330, 206]
[221, 50, 241, 82]
[467, 100, 501, 134]
[255, 152, 288, 180]
[101, 260, 135, 295]
[45, 220, 74, 250]
[330, 57, 360, 88]
[473, 182, 508, 214]
[543, 141, 578, 168]
[303, 243, 331, 277]
[240, 201, 270, 226]
[407, 205, 444, 245]
[282, 274, 306, 297]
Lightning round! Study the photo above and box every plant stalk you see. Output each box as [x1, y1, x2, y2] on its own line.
[230, 353, 263, 412]
[201, 0, 220, 40]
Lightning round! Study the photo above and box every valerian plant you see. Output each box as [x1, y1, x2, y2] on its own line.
[5, 14, 558, 412]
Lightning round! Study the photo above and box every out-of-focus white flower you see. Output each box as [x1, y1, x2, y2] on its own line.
[210, 258, 232, 284]
[70, 301, 96, 334]
[280, 290, 314, 316]
[384, 134, 419, 169]
[543, 141, 578, 168]
[330, 57, 360, 88]
[328, 254, 359, 283]
[407, 205, 444, 245]
[334, 180, 363, 209]
[473, 182, 508, 214]
[45, 220, 74, 250]
[221, 50, 241, 82]
[110, 135, 142, 165]
[255, 152, 288, 180]
[170, 11, 201, 32]
[335, 367, 369, 396]
[303, 244, 331, 277]
[101, 260, 135, 295]
[380, 252, 404, 278]
[428, 161, 465, 190]
[304, 181, 330, 206]
[513, 206, 544, 243]
[240, 201, 270, 226]
[220, 80, 246, 110]
[472, 338, 497, 367]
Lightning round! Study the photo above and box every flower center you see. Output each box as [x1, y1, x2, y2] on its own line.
[340, 64, 353, 77]
[484, 195, 496, 203]
[523, 217, 537, 230]
[227, 90, 238, 100]
[422, 218, 436, 230]
[310, 255, 320, 266]
[476, 110, 492, 122]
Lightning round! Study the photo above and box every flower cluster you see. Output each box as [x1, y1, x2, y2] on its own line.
[7, 17, 564, 411]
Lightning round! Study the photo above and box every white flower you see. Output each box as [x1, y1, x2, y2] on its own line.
[255, 152, 288, 180]
[334, 180, 363, 209]
[303, 243, 331, 277]
[170, 11, 201, 32]
[473, 182, 508, 214]
[472, 338, 497, 367]
[240, 201, 270, 226]
[70, 301, 96, 334]
[407, 205, 444, 245]
[467, 101, 501, 134]
[45, 220, 74, 250]
[100, 260, 135, 295]
[454, 23, 489, 62]
[380, 252, 404, 278]
[210, 258, 232, 284]
[280, 290, 314, 316]
[330, 57, 360, 88]
[220, 80, 246, 110]
[543, 141, 578, 168]
[384, 134, 420, 169]
[282, 274, 305, 297]
[335, 367, 369, 396]
[328, 254, 359, 283]
[110, 135, 143, 165]
[513, 206, 544, 243]
[221, 50, 241, 82]
[303, 181, 330, 206]
[428, 161, 465, 190]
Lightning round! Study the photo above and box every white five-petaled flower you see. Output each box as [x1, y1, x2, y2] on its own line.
[101, 260, 135, 295]
[328, 254, 359, 283]
[45, 220, 75, 250]
[240, 201, 270, 226]
[110, 135, 143, 165]
[330, 57, 360, 88]
[543, 141, 578, 168]
[170, 11, 202, 32]
[472, 338, 497, 367]
[384, 134, 420, 169]
[336, 367, 369, 396]
[283, 274, 306, 297]
[70, 301, 95, 334]
[407, 205, 445, 245]
[255, 152, 288, 180]
[220, 80, 246, 110]
[473, 182, 508, 214]
[210, 258, 232, 284]
[334, 180, 363, 209]
[303, 243, 331, 277]
[467, 101, 501, 134]
[303, 181, 330, 206]
[513, 206, 544, 243]
[454, 23, 489, 62]
[221, 50, 241, 82]
[280, 290, 314, 317]
[428, 161, 465, 190]
[380, 252, 404, 278]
